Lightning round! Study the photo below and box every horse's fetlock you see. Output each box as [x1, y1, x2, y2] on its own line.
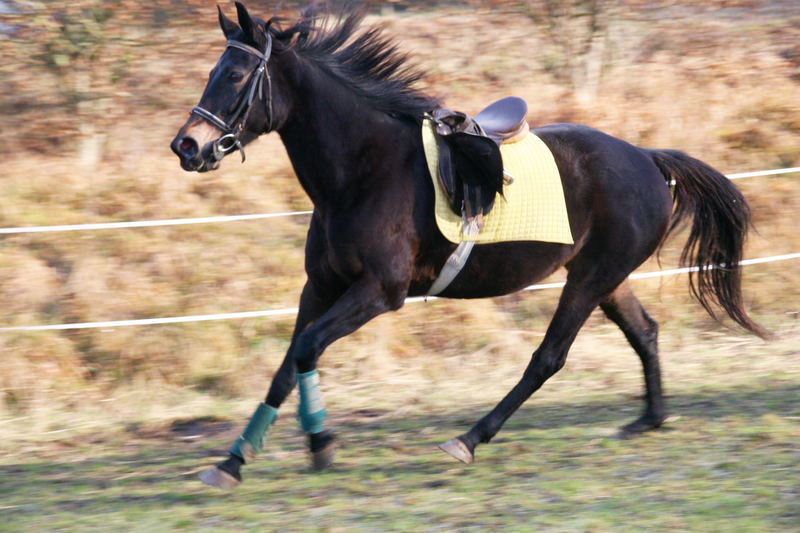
[308, 429, 336, 453]
[229, 402, 278, 462]
[218, 454, 244, 481]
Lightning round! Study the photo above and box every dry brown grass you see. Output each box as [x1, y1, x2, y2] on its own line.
[1, 2, 798, 425]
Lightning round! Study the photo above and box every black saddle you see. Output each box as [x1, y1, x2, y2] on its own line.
[430, 97, 529, 223]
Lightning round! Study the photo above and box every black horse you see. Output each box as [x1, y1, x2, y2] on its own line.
[171, 3, 765, 488]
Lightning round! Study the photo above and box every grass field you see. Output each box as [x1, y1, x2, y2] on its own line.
[2, 277, 798, 531]
[1, 1, 799, 531]
[1, 319, 798, 531]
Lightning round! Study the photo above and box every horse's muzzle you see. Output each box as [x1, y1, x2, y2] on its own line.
[170, 134, 219, 172]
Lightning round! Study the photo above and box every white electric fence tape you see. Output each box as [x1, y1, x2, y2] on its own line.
[0, 211, 313, 235]
[0, 166, 797, 331]
[2, 253, 798, 332]
[0, 168, 797, 235]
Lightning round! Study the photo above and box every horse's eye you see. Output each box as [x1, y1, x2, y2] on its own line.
[229, 72, 244, 83]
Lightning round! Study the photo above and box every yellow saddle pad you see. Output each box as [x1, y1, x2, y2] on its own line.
[422, 119, 573, 245]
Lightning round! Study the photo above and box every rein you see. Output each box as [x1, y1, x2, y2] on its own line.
[191, 32, 274, 163]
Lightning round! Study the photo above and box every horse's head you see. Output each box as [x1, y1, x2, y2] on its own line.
[171, 2, 287, 172]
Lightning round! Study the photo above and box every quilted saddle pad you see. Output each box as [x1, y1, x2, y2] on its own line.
[422, 119, 573, 244]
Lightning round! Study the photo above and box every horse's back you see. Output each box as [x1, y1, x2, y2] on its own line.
[533, 123, 672, 214]
[533, 123, 666, 183]
[533, 123, 674, 265]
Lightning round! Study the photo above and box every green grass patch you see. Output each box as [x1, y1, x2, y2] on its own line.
[1, 378, 797, 532]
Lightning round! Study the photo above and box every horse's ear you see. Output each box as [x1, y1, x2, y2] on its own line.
[235, 2, 259, 44]
[218, 5, 239, 38]
[287, 30, 300, 49]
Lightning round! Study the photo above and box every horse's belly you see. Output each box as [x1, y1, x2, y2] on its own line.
[409, 240, 573, 299]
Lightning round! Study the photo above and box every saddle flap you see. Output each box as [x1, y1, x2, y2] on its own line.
[430, 105, 506, 220]
[436, 131, 505, 218]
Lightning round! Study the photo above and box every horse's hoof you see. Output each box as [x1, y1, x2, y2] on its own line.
[311, 441, 336, 471]
[617, 414, 666, 439]
[199, 466, 241, 489]
[439, 437, 474, 464]
[309, 430, 336, 472]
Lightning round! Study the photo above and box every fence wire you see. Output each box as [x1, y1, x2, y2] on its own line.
[2, 252, 798, 332]
[1, 167, 798, 235]
[1, 166, 797, 331]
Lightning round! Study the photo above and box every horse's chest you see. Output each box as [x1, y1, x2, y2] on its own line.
[307, 211, 412, 288]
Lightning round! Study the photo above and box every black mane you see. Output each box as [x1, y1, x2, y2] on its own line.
[269, 6, 441, 119]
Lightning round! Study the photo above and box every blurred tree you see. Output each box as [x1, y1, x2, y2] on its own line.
[522, 0, 617, 105]
[39, 1, 114, 168]
[2, 1, 117, 166]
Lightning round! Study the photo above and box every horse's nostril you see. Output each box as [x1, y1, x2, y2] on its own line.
[175, 136, 198, 159]
[172, 135, 198, 160]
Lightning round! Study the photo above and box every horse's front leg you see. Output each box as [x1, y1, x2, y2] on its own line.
[199, 282, 331, 488]
[200, 277, 402, 488]
[289, 276, 406, 470]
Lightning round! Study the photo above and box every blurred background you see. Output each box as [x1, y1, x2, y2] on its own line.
[0, 1, 798, 529]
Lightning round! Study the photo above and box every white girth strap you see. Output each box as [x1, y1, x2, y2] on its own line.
[427, 217, 480, 296]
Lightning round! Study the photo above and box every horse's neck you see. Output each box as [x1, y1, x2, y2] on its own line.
[276, 61, 397, 211]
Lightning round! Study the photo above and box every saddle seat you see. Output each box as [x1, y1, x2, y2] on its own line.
[475, 96, 529, 145]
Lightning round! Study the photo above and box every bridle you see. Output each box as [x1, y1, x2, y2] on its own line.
[191, 31, 274, 163]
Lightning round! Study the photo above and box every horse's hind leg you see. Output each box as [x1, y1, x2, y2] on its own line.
[440, 271, 618, 464]
[600, 280, 666, 435]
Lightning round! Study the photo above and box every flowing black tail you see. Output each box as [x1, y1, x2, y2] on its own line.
[650, 149, 768, 338]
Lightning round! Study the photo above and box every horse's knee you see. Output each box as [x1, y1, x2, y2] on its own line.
[293, 332, 322, 373]
[544, 353, 568, 376]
